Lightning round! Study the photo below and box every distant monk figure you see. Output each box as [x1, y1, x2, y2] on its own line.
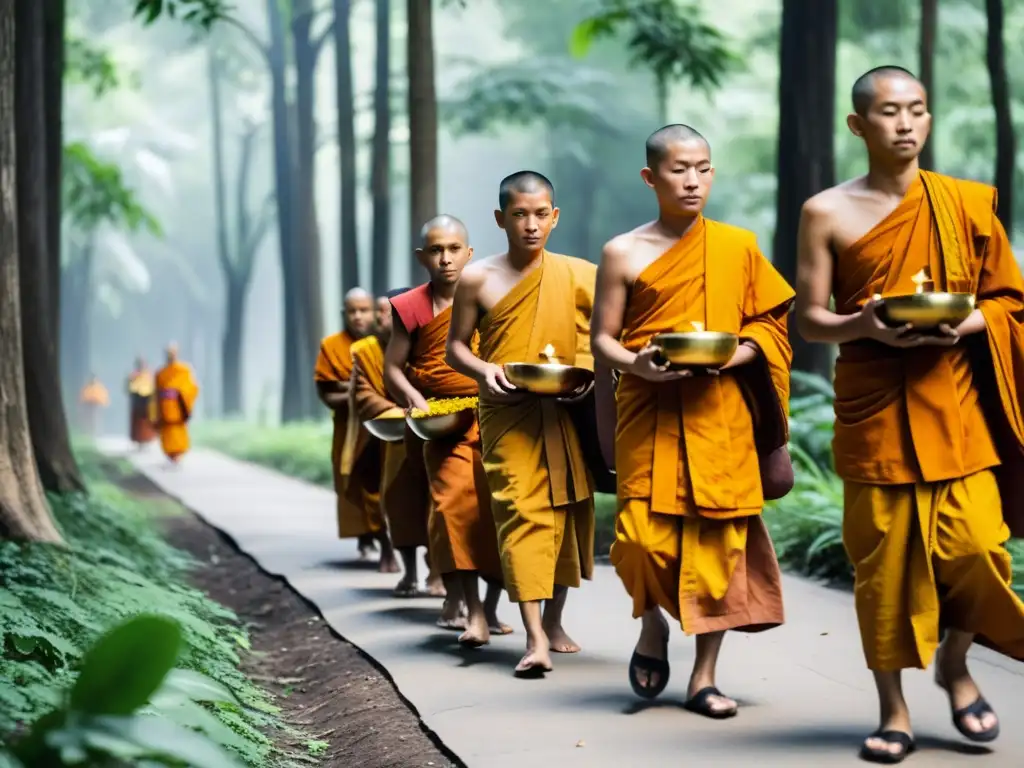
[127, 357, 157, 448]
[315, 287, 386, 561]
[154, 343, 200, 463]
[79, 374, 110, 437]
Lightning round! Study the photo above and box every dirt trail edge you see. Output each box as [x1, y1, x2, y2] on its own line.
[111, 466, 460, 768]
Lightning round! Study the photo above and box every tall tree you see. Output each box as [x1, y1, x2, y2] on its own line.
[570, 0, 737, 126]
[406, 0, 436, 281]
[985, 0, 1014, 237]
[208, 48, 274, 416]
[370, 0, 391, 295]
[918, 0, 936, 170]
[334, 0, 360, 294]
[773, 0, 837, 378]
[0, 0, 63, 542]
[16, 0, 83, 494]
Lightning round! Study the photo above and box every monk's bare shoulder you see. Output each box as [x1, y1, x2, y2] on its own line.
[458, 258, 496, 291]
[800, 178, 865, 224]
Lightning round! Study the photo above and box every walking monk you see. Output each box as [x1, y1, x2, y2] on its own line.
[447, 172, 598, 676]
[592, 124, 792, 717]
[127, 357, 157, 448]
[386, 215, 510, 646]
[341, 292, 403, 574]
[79, 375, 110, 437]
[154, 344, 199, 463]
[795, 66, 1024, 763]
[315, 288, 386, 561]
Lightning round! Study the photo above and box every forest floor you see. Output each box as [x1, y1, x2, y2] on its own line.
[111, 468, 457, 768]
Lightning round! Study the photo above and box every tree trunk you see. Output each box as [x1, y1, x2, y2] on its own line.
[406, 0, 436, 282]
[208, 48, 232, 306]
[43, 0, 64, 343]
[60, 242, 92, 413]
[0, 0, 63, 543]
[985, 0, 1014, 237]
[370, 0, 391, 295]
[292, 0, 325, 414]
[773, 0, 837, 379]
[918, 0, 936, 171]
[334, 0, 360, 294]
[15, 0, 82, 494]
[266, 0, 307, 422]
[222, 277, 245, 416]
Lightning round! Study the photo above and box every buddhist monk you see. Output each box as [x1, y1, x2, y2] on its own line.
[154, 344, 199, 463]
[79, 374, 110, 437]
[591, 124, 792, 718]
[385, 215, 511, 646]
[342, 293, 403, 574]
[315, 288, 387, 561]
[795, 66, 1024, 763]
[127, 357, 157, 448]
[447, 172, 598, 676]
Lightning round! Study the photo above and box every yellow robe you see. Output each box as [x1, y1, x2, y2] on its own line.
[476, 252, 596, 602]
[154, 362, 198, 459]
[339, 336, 387, 531]
[610, 218, 791, 634]
[832, 170, 1024, 670]
[404, 293, 501, 582]
[315, 331, 382, 538]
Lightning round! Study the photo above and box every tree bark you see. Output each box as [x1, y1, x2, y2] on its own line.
[985, 0, 1014, 237]
[773, 0, 837, 379]
[292, 0, 326, 415]
[222, 277, 245, 416]
[918, 0, 936, 171]
[370, 0, 391, 295]
[334, 0, 360, 295]
[406, 0, 436, 282]
[0, 0, 63, 543]
[43, 0, 64, 343]
[15, 0, 83, 494]
[266, 0, 308, 422]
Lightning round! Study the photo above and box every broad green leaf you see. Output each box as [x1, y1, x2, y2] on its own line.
[90, 714, 243, 768]
[568, 19, 599, 58]
[69, 615, 182, 716]
[160, 668, 239, 704]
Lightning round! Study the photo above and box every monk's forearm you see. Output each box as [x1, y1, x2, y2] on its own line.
[722, 341, 759, 370]
[956, 308, 987, 336]
[445, 340, 489, 384]
[382, 363, 420, 408]
[592, 333, 637, 373]
[319, 392, 348, 409]
[797, 305, 868, 345]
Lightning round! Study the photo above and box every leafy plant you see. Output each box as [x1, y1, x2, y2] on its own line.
[132, 0, 232, 29]
[4, 615, 243, 767]
[63, 142, 161, 235]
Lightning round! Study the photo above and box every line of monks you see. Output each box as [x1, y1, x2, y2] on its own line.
[313, 66, 1024, 764]
[124, 343, 201, 463]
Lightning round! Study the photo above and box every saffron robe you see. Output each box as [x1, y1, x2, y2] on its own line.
[609, 218, 790, 634]
[394, 283, 501, 581]
[476, 252, 597, 602]
[339, 336, 387, 532]
[127, 369, 157, 443]
[832, 170, 1024, 670]
[154, 362, 198, 459]
[315, 331, 382, 538]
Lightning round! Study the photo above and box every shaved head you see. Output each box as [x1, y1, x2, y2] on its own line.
[344, 286, 371, 305]
[851, 66, 922, 116]
[498, 171, 554, 211]
[418, 214, 468, 246]
[645, 124, 709, 168]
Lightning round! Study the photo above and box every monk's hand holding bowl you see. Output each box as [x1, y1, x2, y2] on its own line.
[629, 345, 692, 382]
[556, 379, 595, 404]
[857, 296, 929, 348]
[405, 390, 431, 414]
[478, 362, 524, 401]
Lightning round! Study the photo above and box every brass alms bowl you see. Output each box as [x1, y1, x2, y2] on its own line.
[653, 331, 739, 369]
[364, 408, 407, 443]
[878, 292, 975, 330]
[405, 407, 475, 442]
[503, 363, 594, 396]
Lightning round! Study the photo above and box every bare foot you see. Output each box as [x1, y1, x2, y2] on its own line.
[488, 620, 514, 635]
[515, 641, 553, 679]
[425, 576, 447, 597]
[458, 613, 491, 648]
[392, 576, 421, 598]
[436, 598, 466, 630]
[543, 624, 580, 654]
[378, 552, 401, 574]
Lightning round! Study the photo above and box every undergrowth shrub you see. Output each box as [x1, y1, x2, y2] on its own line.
[0, 450, 292, 765]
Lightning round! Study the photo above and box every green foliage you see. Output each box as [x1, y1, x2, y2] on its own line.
[63, 142, 161, 235]
[569, 0, 740, 96]
[64, 35, 122, 97]
[0, 450, 289, 766]
[195, 420, 336, 487]
[7, 615, 244, 767]
[133, 0, 232, 29]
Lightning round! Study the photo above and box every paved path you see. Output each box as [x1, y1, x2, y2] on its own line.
[101, 440, 1024, 767]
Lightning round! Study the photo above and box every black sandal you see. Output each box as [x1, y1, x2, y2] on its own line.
[859, 731, 916, 764]
[949, 696, 1000, 743]
[682, 686, 737, 719]
[627, 637, 669, 700]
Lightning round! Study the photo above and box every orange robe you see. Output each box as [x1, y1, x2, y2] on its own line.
[79, 381, 110, 436]
[314, 331, 382, 538]
[395, 283, 501, 582]
[154, 362, 198, 459]
[832, 170, 1024, 670]
[476, 252, 597, 602]
[338, 336, 386, 530]
[127, 369, 157, 443]
[609, 218, 791, 635]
